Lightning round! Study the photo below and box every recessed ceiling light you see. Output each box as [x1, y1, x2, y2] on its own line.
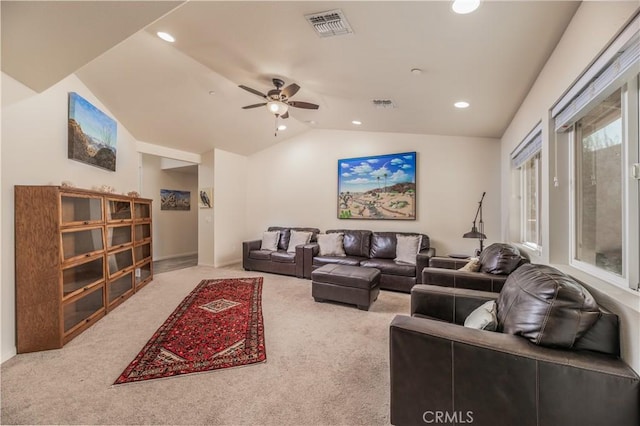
[157, 31, 175, 43]
[208, 90, 215, 95]
[305, 120, 317, 125]
[410, 68, 423, 75]
[352, 120, 362, 125]
[451, 0, 480, 14]
[278, 124, 287, 131]
[454, 101, 470, 109]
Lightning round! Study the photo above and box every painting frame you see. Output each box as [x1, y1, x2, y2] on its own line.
[198, 187, 213, 209]
[160, 189, 191, 211]
[68, 92, 118, 172]
[338, 151, 416, 220]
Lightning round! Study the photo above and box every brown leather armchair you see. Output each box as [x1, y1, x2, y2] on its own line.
[422, 243, 529, 292]
[390, 266, 640, 426]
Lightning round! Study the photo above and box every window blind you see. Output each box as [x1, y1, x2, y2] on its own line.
[511, 122, 542, 168]
[552, 13, 639, 132]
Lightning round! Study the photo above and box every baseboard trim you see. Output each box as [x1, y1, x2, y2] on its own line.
[153, 251, 198, 262]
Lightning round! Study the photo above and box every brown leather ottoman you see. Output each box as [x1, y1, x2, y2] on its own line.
[311, 264, 381, 311]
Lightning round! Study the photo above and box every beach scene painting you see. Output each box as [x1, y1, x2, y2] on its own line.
[68, 92, 117, 171]
[160, 189, 191, 211]
[338, 152, 417, 220]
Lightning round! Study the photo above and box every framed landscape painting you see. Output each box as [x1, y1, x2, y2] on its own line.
[338, 152, 416, 220]
[68, 92, 117, 171]
[160, 189, 191, 211]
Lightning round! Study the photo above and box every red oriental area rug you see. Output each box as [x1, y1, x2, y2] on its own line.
[114, 277, 266, 384]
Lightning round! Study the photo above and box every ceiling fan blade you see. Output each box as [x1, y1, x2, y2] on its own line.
[281, 83, 300, 99]
[288, 100, 319, 110]
[239, 85, 267, 99]
[242, 103, 267, 109]
[281, 111, 289, 119]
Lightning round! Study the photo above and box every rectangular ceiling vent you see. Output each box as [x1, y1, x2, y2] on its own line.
[372, 99, 397, 109]
[305, 9, 353, 38]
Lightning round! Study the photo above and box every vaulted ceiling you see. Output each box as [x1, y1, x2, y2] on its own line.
[2, 1, 582, 156]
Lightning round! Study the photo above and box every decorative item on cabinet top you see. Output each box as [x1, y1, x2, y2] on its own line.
[14, 185, 153, 353]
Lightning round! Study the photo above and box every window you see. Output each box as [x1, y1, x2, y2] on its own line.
[522, 152, 541, 249]
[511, 124, 542, 251]
[575, 89, 623, 276]
[552, 16, 639, 290]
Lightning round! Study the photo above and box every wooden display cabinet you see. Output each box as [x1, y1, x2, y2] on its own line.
[15, 186, 153, 353]
[133, 199, 153, 290]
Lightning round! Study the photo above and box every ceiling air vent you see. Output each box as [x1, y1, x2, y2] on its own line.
[372, 99, 397, 109]
[305, 9, 353, 38]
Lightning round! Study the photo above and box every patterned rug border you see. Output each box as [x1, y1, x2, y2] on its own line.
[113, 277, 266, 385]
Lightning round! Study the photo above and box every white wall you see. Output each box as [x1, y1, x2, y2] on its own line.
[213, 149, 247, 267]
[246, 129, 501, 257]
[140, 153, 198, 260]
[1, 72, 140, 362]
[198, 150, 215, 266]
[499, 3, 640, 371]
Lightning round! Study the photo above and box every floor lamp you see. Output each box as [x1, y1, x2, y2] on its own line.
[463, 192, 487, 256]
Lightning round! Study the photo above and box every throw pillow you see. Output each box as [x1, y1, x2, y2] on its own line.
[286, 230, 313, 253]
[317, 233, 346, 257]
[497, 264, 601, 348]
[394, 234, 422, 265]
[260, 231, 280, 252]
[458, 258, 481, 272]
[464, 300, 498, 331]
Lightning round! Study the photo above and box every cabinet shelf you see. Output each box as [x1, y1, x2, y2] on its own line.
[15, 186, 153, 353]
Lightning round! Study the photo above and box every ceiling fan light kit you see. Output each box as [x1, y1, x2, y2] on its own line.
[267, 100, 288, 116]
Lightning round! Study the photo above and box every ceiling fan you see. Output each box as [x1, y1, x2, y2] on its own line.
[239, 78, 319, 120]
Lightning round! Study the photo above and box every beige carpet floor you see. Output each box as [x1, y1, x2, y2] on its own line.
[1, 264, 410, 425]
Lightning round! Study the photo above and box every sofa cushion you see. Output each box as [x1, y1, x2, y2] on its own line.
[249, 249, 273, 261]
[287, 230, 313, 253]
[464, 300, 498, 331]
[271, 251, 296, 263]
[313, 255, 364, 268]
[497, 264, 601, 348]
[317, 233, 346, 256]
[479, 243, 524, 275]
[360, 258, 415, 277]
[394, 234, 422, 265]
[327, 229, 371, 257]
[260, 231, 280, 251]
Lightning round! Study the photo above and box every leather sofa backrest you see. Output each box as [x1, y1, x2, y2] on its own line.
[326, 229, 371, 257]
[479, 243, 527, 275]
[370, 232, 429, 259]
[268, 226, 320, 250]
[497, 263, 602, 348]
[573, 308, 620, 356]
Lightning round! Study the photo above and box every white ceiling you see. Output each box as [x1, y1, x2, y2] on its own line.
[2, 1, 583, 156]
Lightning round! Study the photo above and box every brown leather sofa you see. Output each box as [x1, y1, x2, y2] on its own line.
[422, 242, 529, 292]
[304, 229, 435, 292]
[390, 264, 640, 426]
[242, 226, 320, 278]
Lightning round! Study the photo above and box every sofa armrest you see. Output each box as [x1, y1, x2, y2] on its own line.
[415, 248, 436, 283]
[428, 256, 469, 270]
[242, 240, 261, 269]
[411, 284, 497, 324]
[302, 243, 319, 279]
[422, 267, 508, 292]
[390, 315, 640, 426]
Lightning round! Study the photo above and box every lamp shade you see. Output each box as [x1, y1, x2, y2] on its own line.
[463, 227, 486, 239]
[267, 100, 289, 116]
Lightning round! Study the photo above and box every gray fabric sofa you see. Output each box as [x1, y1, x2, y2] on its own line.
[305, 229, 435, 292]
[390, 264, 639, 426]
[242, 226, 320, 278]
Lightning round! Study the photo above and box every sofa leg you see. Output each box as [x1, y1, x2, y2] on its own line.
[357, 305, 369, 311]
[314, 297, 325, 303]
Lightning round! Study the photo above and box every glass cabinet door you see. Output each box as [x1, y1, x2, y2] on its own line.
[63, 285, 105, 333]
[108, 271, 134, 305]
[60, 194, 103, 225]
[61, 227, 104, 262]
[106, 199, 132, 222]
[62, 256, 104, 299]
[107, 248, 133, 277]
[136, 261, 152, 288]
[106, 225, 132, 250]
[134, 202, 151, 221]
[134, 242, 152, 265]
[134, 223, 151, 243]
